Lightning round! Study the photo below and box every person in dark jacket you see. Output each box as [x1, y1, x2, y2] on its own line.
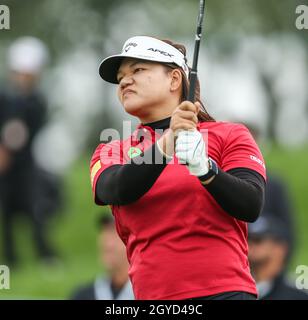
[0, 37, 57, 266]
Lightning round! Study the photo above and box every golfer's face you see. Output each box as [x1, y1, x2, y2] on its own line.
[10, 71, 38, 93]
[117, 58, 172, 117]
[99, 225, 127, 271]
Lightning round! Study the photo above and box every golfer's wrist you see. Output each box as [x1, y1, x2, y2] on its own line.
[199, 175, 216, 185]
[198, 158, 219, 185]
[157, 133, 174, 160]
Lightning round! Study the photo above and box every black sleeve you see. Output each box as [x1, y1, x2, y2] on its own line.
[204, 167, 265, 222]
[96, 143, 169, 205]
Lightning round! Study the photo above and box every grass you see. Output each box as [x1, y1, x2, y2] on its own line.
[0, 145, 308, 299]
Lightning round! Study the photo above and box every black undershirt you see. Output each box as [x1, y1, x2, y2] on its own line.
[96, 118, 265, 223]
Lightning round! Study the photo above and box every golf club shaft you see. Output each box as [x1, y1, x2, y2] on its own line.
[188, 0, 205, 102]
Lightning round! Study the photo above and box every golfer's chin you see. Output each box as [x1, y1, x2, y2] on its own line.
[123, 99, 147, 117]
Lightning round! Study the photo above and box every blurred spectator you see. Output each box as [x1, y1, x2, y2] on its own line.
[0, 37, 60, 266]
[262, 171, 296, 264]
[70, 214, 134, 300]
[243, 121, 295, 261]
[248, 215, 308, 300]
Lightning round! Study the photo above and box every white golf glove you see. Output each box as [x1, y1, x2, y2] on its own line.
[175, 130, 209, 177]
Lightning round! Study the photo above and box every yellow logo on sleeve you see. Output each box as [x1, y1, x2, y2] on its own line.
[91, 160, 101, 186]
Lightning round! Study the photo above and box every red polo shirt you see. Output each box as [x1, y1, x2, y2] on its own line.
[90, 121, 266, 300]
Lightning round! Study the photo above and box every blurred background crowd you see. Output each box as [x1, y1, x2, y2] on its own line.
[0, 0, 307, 299]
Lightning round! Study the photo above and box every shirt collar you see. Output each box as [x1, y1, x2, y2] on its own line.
[132, 117, 170, 145]
[256, 280, 274, 299]
[138, 117, 171, 132]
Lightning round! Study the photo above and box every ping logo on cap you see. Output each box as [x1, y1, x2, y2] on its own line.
[124, 42, 138, 52]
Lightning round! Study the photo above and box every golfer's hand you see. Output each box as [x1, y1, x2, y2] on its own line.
[170, 101, 200, 133]
[175, 130, 209, 177]
[157, 101, 200, 159]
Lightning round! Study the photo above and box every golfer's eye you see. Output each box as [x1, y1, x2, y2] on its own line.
[134, 68, 145, 74]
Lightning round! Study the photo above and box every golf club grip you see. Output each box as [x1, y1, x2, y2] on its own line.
[188, 71, 197, 102]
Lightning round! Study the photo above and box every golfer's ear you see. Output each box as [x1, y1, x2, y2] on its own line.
[170, 69, 182, 92]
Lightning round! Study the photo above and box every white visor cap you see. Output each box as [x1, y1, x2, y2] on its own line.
[8, 37, 49, 74]
[99, 36, 189, 84]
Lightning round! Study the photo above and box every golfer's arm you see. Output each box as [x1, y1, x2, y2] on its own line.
[96, 143, 169, 205]
[204, 168, 265, 222]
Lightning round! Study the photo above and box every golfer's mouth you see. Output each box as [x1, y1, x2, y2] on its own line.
[122, 89, 136, 98]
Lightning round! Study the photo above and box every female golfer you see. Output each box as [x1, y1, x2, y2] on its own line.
[90, 36, 266, 300]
